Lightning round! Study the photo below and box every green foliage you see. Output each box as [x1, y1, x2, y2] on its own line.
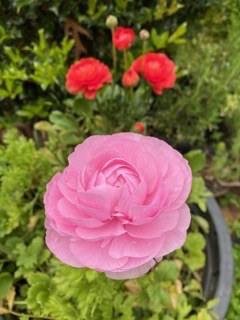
[185, 150, 206, 175]
[0, 27, 73, 119]
[0, 129, 53, 237]
[29, 30, 74, 90]
[0, 272, 13, 298]
[188, 177, 212, 212]
[12, 236, 50, 278]
[176, 232, 206, 271]
[226, 242, 240, 319]
[184, 149, 211, 212]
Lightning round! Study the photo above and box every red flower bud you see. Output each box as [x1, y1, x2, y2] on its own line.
[112, 27, 135, 51]
[134, 122, 145, 133]
[122, 69, 139, 87]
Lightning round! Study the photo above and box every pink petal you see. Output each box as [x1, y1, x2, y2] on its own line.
[126, 207, 180, 238]
[177, 204, 191, 231]
[106, 259, 156, 280]
[157, 230, 187, 256]
[69, 239, 128, 271]
[44, 173, 63, 210]
[46, 228, 82, 267]
[68, 135, 109, 171]
[76, 218, 126, 240]
[128, 203, 160, 224]
[57, 198, 106, 227]
[108, 234, 161, 258]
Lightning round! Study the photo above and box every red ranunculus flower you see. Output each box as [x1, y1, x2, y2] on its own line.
[66, 58, 112, 99]
[131, 53, 176, 95]
[122, 69, 139, 87]
[112, 27, 135, 51]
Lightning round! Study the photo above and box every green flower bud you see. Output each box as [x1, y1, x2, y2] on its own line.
[106, 15, 118, 29]
[139, 29, 150, 41]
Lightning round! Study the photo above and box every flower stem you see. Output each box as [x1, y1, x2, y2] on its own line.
[1, 308, 54, 320]
[110, 28, 117, 105]
[123, 49, 128, 70]
[111, 28, 117, 76]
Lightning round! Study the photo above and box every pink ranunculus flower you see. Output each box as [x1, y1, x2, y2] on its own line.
[44, 133, 192, 280]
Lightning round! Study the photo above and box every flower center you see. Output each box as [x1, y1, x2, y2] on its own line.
[101, 159, 140, 193]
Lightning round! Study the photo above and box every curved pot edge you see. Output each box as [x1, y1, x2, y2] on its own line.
[206, 196, 234, 319]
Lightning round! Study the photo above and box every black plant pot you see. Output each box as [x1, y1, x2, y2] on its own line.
[191, 196, 234, 320]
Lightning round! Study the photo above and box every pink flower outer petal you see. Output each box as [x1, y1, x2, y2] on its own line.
[46, 228, 83, 268]
[108, 234, 164, 259]
[126, 207, 180, 238]
[106, 259, 156, 280]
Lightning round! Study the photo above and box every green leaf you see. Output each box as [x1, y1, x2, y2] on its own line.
[191, 215, 209, 233]
[59, 132, 81, 145]
[27, 283, 49, 309]
[151, 29, 169, 49]
[147, 285, 170, 313]
[207, 298, 219, 309]
[73, 97, 93, 117]
[34, 121, 53, 132]
[115, 0, 128, 10]
[87, 0, 98, 15]
[182, 232, 206, 271]
[0, 26, 8, 44]
[154, 260, 179, 283]
[49, 111, 79, 132]
[197, 308, 213, 320]
[188, 177, 212, 211]
[4, 47, 21, 63]
[168, 22, 187, 43]
[184, 232, 206, 252]
[162, 316, 175, 320]
[0, 272, 13, 298]
[184, 150, 206, 174]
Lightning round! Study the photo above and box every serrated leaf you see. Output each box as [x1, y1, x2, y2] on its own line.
[28, 272, 50, 285]
[184, 232, 206, 252]
[147, 285, 170, 313]
[27, 283, 49, 309]
[154, 260, 179, 283]
[85, 269, 99, 282]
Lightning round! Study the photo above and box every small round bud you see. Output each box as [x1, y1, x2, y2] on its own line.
[106, 15, 118, 29]
[139, 29, 150, 41]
